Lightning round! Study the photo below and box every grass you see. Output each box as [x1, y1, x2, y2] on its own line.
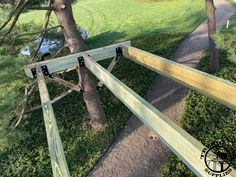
[18, 0, 205, 47]
[160, 1, 236, 176]
[0, 0, 206, 176]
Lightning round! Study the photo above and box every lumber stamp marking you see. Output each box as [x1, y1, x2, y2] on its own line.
[121, 45, 236, 111]
[37, 67, 70, 177]
[24, 41, 131, 78]
[82, 53, 236, 177]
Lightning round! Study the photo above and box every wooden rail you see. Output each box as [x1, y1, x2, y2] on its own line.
[121, 45, 236, 111]
[37, 67, 70, 177]
[24, 41, 131, 78]
[82, 53, 236, 177]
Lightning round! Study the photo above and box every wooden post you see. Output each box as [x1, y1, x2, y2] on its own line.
[205, 0, 219, 71]
[37, 67, 70, 177]
[82, 53, 236, 177]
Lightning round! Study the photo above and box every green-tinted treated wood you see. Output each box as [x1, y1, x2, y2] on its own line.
[50, 76, 81, 92]
[122, 45, 236, 111]
[24, 41, 131, 78]
[98, 57, 118, 87]
[83, 53, 236, 177]
[37, 67, 70, 177]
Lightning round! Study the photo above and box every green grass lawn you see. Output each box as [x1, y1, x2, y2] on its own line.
[0, 0, 206, 176]
[19, 0, 205, 48]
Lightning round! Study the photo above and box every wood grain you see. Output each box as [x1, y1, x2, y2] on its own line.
[83, 53, 236, 177]
[37, 67, 70, 177]
[25, 41, 131, 78]
[122, 45, 236, 111]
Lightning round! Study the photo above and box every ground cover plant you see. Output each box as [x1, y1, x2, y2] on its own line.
[160, 2, 236, 176]
[0, 0, 205, 176]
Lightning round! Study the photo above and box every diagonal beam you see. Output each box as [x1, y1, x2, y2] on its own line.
[121, 44, 236, 111]
[37, 67, 70, 177]
[97, 57, 119, 88]
[49, 75, 81, 92]
[82, 53, 236, 177]
[26, 89, 73, 113]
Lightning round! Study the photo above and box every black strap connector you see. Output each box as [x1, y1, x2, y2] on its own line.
[115, 47, 123, 60]
[41, 65, 53, 78]
[31, 65, 52, 78]
[78, 56, 85, 67]
[31, 68, 37, 78]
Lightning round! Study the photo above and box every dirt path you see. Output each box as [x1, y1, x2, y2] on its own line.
[88, 1, 235, 177]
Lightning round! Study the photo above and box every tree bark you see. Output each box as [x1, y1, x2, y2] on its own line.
[53, 0, 106, 128]
[205, 0, 219, 72]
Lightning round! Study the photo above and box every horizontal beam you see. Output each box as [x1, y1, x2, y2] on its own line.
[37, 68, 70, 177]
[122, 45, 236, 111]
[24, 41, 131, 78]
[82, 53, 236, 177]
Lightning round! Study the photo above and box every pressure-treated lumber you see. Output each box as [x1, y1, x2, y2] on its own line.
[37, 68, 70, 177]
[98, 57, 119, 87]
[26, 89, 73, 113]
[24, 41, 131, 78]
[83, 53, 236, 177]
[121, 45, 236, 111]
[50, 75, 81, 92]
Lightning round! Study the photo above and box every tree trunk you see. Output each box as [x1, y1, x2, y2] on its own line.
[205, 0, 219, 72]
[53, 0, 106, 128]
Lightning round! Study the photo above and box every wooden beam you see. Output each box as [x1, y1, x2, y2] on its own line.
[49, 75, 81, 92]
[26, 89, 73, 113]
[98, 57, 119, 87]
[82, 53, 236, 177]
[25, 41, 131, 78]
[121, 45, 236, 111]
[37, 68, 70, 177]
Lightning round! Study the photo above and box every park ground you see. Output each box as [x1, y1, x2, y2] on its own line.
[0, 0, 235, 177]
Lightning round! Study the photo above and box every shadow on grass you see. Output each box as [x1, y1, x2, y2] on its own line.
[85, 31, 127, 50]
[0, 2, 208, 175]
[0, 29, 188, 177]
[3, 2, 236, 177]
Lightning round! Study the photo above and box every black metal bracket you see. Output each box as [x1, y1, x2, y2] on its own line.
[31, 68, 37, 78]
[78, 56, 85, 67]
[41, 65, 52, 78]
[31, 65, 52, 78]
[115, 47, 123, 60]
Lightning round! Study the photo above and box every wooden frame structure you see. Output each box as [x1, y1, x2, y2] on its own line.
[24, 41, 236, 177]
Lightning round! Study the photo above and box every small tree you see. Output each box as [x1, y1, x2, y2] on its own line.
[205, 0, 219, 72]
[0, 0, 107, 128]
